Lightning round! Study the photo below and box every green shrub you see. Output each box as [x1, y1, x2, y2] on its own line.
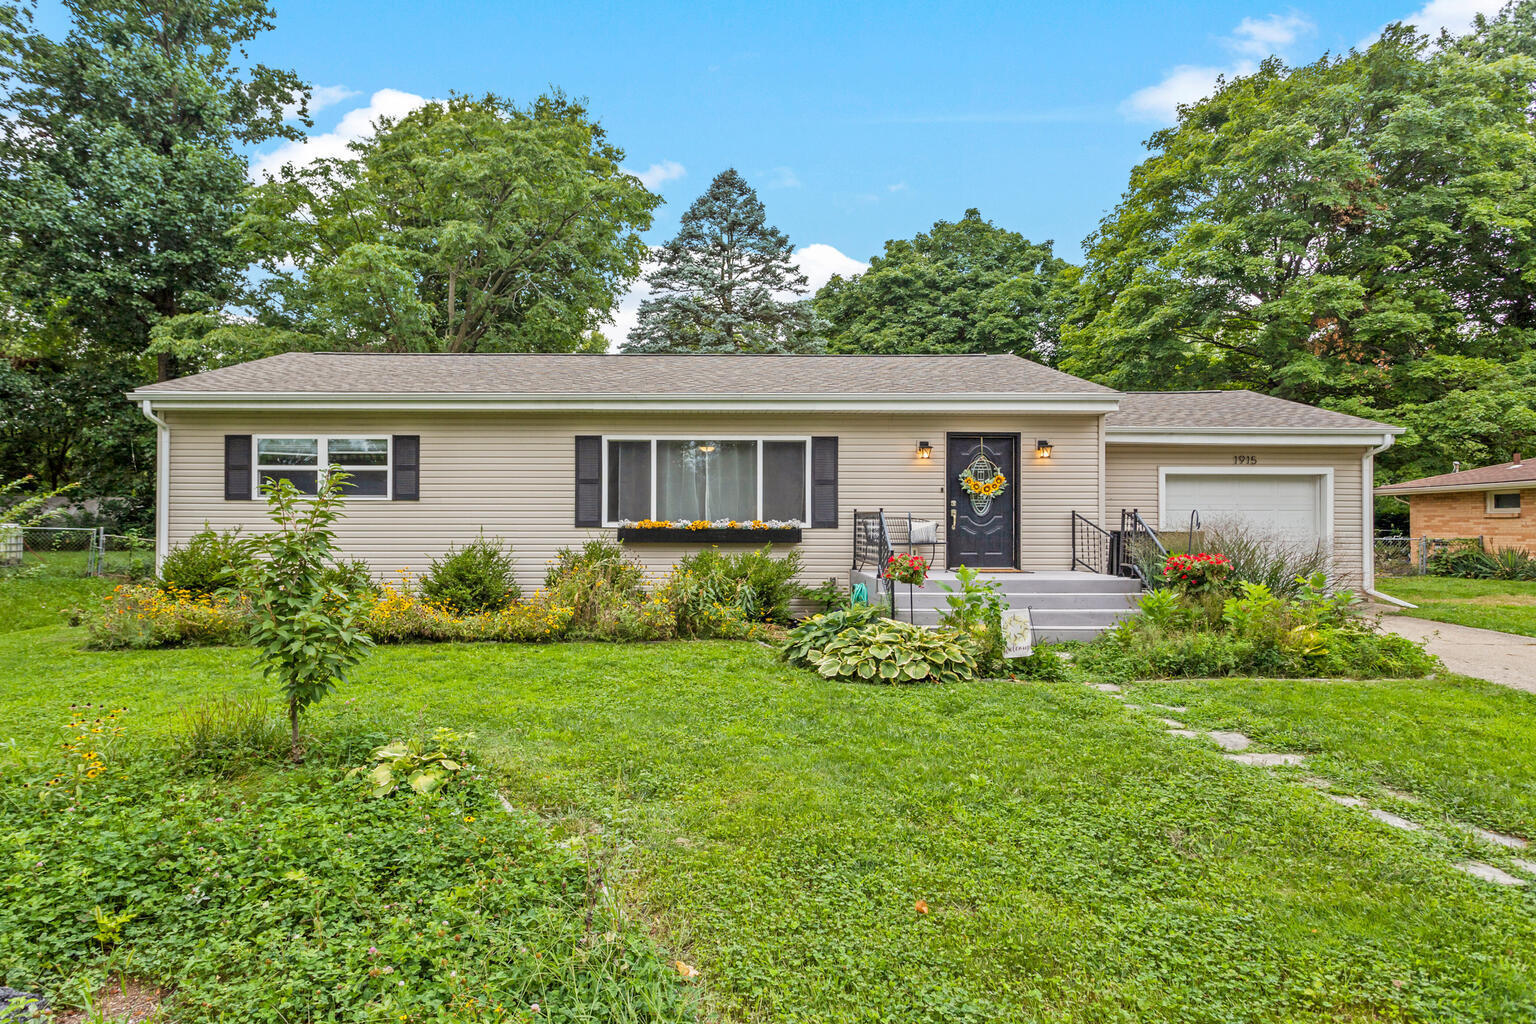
[781, 603, 890, 667]
[1489, 546, 1536, 580]
[158, 527, 255, 596]
[171, 694, 289, 774]
[808, 620, 978, 685]
[324, 557, 380, 596]
[804, 577, 847, 612]
[1427, 538, 1497, 578]
[418, 535, 520, 615]
[543, 539, 658, 637]
[674, 545, 803, 624]
[1190, 522, 1333, 598]
[1009, 641, 1072, 681]
[937, 565, 1007, 674]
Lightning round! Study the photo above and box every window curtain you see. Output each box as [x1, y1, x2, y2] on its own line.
[657, 441, 757, 521]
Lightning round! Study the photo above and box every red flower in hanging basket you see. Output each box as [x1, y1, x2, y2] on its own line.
[884, 552, 929, 585]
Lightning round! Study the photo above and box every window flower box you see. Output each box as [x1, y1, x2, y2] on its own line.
[615, 519, 804, 544]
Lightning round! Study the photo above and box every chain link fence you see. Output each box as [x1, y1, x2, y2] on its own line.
[1374, 535, 1487, 576]
[0, 525, 152, 577]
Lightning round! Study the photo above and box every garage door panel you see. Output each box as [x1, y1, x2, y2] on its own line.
[1165, 473, 1325, 547]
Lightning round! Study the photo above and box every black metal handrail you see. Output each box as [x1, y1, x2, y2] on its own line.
[1118, 508, 1168, 587]
[852, 509, 892, 573]
[1071, 511, 1113, 574]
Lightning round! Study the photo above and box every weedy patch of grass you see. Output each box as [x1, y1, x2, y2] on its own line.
[2, 621, 1535, 1022]
[1377, 576, 1536, 637]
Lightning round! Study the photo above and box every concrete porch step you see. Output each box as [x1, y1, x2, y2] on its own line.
[892, 590, 1141, 611]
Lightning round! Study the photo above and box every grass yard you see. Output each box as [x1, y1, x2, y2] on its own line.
[1376, 575, 1536, 637]
[2, 617, 1535, 1023]
[0, 572, 114, 632]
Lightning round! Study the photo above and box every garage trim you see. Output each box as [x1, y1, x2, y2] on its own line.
[1157, 466, 1334, 546]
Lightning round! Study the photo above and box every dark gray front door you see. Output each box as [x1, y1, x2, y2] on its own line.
[947, 434, 1018, 569]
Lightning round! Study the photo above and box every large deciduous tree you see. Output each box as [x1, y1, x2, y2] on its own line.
[1059, 10, 1536, 482]
[196, 92, 659, 357]
[0, 0, 306, 524]
[623, 168, 820, 353]
[815, 209, 1073, 361]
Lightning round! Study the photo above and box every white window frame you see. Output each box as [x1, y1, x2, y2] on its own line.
[601, 435, 812, 526]
[253, 435, 392, 500]
[1157, 466, 1334, 546]
[1487, 491, 1522, 515]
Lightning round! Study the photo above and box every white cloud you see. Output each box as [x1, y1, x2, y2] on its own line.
[629, 160, 687, 189]
[281, 84, 361, 121]
[1364, 0, 1503, 46]
[250, 88, 429, 181]
[1227, 13, 1313, 56]
[790, 243, 867, 292]
[887, 182, 908, 193]
[598, 243, 868, 350]
[1121, 62, 1256, 122]
[765, 166, 801, 189]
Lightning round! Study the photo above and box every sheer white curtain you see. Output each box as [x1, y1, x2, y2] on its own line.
[657, 441, 757, 520]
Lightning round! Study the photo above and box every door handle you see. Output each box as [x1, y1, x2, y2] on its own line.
[950, 507, 957, 530]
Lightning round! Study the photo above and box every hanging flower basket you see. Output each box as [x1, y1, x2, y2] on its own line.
[884, 552, 929, 586]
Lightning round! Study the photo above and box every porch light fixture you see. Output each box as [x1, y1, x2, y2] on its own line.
[916, 440, 933, 459]
[1036, 439, 1053, 459]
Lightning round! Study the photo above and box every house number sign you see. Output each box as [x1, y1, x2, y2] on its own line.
[1232, 455, 1259, 465]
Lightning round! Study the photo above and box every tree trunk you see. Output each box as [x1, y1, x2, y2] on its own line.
[289, 699, 303, 763]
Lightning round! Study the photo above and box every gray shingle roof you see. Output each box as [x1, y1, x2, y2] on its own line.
[1107, 390, 1400, 432]
[132, 351, 1116, 396]
[1376, 461, 1536, 494]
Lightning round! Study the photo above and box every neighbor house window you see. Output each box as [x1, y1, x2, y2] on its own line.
[255, 436, 391, 497]
[1489, 491, 1522, 513]
[603, 438, 809, 524]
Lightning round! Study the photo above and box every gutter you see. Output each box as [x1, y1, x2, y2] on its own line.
[1360, 435, 1416, 609]
[138, 400, 170, 575]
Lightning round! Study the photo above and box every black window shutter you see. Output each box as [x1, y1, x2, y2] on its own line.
[392, 435, 420, 500]
[574, 435, 602, 527]
[811, 436, 838, 528]
[224, 435, 252, 501]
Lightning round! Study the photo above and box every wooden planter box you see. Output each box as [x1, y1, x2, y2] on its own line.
[616, 526, 802, 544]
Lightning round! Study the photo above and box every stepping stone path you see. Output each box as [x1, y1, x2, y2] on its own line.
[1468, 826, 1528, 850]
[1369, 809, 1422, 832]
[1098, 682, 1536, 886]
[1226, 752, 1307, 767]
[1454, 862, 1528, 886]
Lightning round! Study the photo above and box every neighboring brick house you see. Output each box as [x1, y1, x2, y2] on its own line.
[1376, 457, 1536, 552]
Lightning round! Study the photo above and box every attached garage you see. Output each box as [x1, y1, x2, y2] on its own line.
[1161, 469, 1331, 549]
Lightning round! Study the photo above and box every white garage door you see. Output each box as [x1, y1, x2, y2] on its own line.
[1164, 472, 1327, 548]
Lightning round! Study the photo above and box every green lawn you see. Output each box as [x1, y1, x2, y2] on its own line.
[0, 573, 114, 632]
[1377, 575, 1536, 637]
[3, 619, 1535, 1022]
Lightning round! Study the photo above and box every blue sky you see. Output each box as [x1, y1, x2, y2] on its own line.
[38, 0, 1507, 340]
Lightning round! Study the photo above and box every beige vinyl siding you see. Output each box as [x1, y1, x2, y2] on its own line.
[1104, 443, 1369, 583]
[164, 411, 1104, 590]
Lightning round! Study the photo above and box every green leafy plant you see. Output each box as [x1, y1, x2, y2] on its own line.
[0, 475, 78, 527]
[418, 535, 519, 614]
[544, 538, 655, 637]
[1136, 587, 1190, 630]
[158, 526, 256, 596]
[247, 474, 375, 760]
[674, 545, 804, 624]
[808, 620, 978, 685]
[172, 694, 288, 775]
[352, 729, 471, 797]
[803, 577, 847, 612]
[89, 906, 137, 948]
[937, 565, 1007, 673]
[780, 603, 890, 667]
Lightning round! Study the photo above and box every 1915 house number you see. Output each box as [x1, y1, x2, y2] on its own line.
[1232, 455, 1259, 465]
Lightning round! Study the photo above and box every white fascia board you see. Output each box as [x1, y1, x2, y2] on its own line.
[1376, 480, 1536, 497]
[126, 391, 1124, 414]
[1106, 426, 1402, 447]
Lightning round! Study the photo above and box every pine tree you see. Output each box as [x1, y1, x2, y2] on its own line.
[624, 169, 821, 352]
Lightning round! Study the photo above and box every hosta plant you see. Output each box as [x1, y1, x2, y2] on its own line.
[780, 602, 890, 667]
[809, 621, 978, 685]
[352, 728, 471, 797]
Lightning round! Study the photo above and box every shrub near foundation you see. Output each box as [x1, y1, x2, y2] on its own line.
[86, 584, 251, 649]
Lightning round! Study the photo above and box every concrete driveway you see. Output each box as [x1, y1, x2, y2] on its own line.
[1378, 614, 1536, 694]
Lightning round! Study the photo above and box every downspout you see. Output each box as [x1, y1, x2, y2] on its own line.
[1362, 434, 1415, 609]
[139, 400, 170, 575]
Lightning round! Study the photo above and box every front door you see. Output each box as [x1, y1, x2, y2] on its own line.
[947, 434, 1018, 569]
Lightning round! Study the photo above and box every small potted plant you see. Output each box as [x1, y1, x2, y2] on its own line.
[1161, 552, 1234, 594]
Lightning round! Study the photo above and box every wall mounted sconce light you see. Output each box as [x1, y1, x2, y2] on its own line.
[916, 440, 933, 460]
[1036, 439, 1053, 459]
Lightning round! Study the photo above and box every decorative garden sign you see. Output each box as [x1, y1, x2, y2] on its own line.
[959, 450, 1008, 515]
